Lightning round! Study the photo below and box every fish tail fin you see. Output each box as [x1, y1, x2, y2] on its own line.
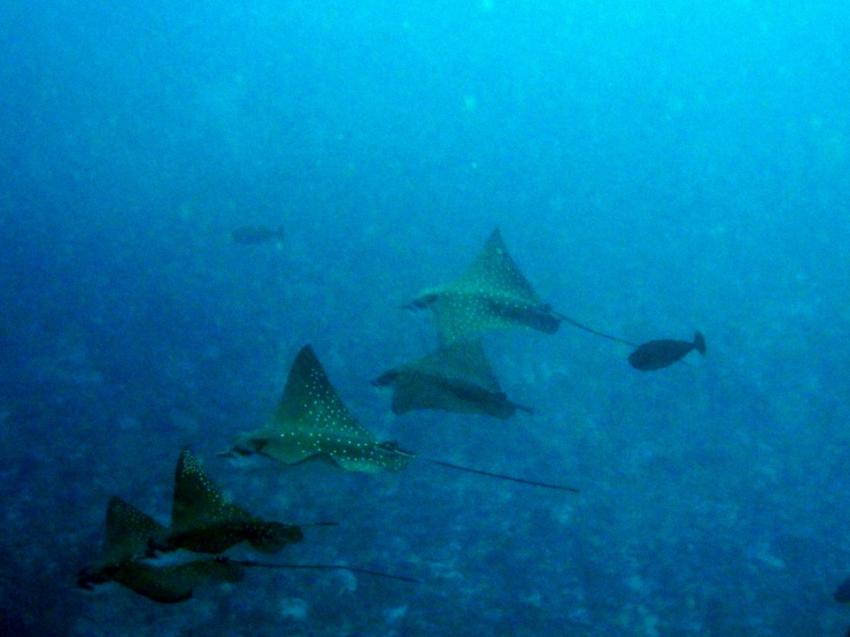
[513, 402, 534, 415]
[693, 331, 706, 355]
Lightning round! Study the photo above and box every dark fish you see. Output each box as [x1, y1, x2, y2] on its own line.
[231, 226, 284, 245]
[835, 577, 850, 603]
[628, 331, 706, 371]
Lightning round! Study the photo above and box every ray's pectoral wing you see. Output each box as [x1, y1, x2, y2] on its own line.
[410, 229, 553, 343]
[390, 371, 480, 415]
[259, 405, 379, 469]
[437, 340, 502, 391]
[254, 345, 411, 473]
[167, 449, 262, 553]
[390, 373, 441, 414]
[171, 449, 255, 538]
[435, 291, 559, 342]
[169, 449, 303, 555]
[383, 340, 507, 416]
[267, 346, 376, 463]
[334, 443, 412, 472]
[112, 559, 243, 604]
[432, 293, 512, 343]
[103, 497, 168, 565]
[453, 229, 541, 303]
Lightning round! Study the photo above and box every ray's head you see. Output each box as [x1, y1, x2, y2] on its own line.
[220, 434, 268, 460]
[371, 370, 399, 387]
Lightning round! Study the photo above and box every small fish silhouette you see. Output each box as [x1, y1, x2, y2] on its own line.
[628, 332, 706, 371]
[231, 225, 284, 245]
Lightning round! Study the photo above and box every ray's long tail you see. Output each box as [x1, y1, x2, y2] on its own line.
[553, 312, 637, 347]
[218, 558, 420, 583]
[422, 456, 580, 493]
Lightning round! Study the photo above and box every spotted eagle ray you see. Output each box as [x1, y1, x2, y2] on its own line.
[76, 496, 244, 603]
[404, 228, 636, 347]
[163, 448, 305, 555]
[223, 344, 578, 492]
[372, 338, 533, 419]
[78, 462, 418, 602]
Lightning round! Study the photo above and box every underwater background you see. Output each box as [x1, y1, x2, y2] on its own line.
[2, 0, 850, 635]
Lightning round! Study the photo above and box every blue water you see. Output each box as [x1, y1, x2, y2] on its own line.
[2, 1, 850, 635]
